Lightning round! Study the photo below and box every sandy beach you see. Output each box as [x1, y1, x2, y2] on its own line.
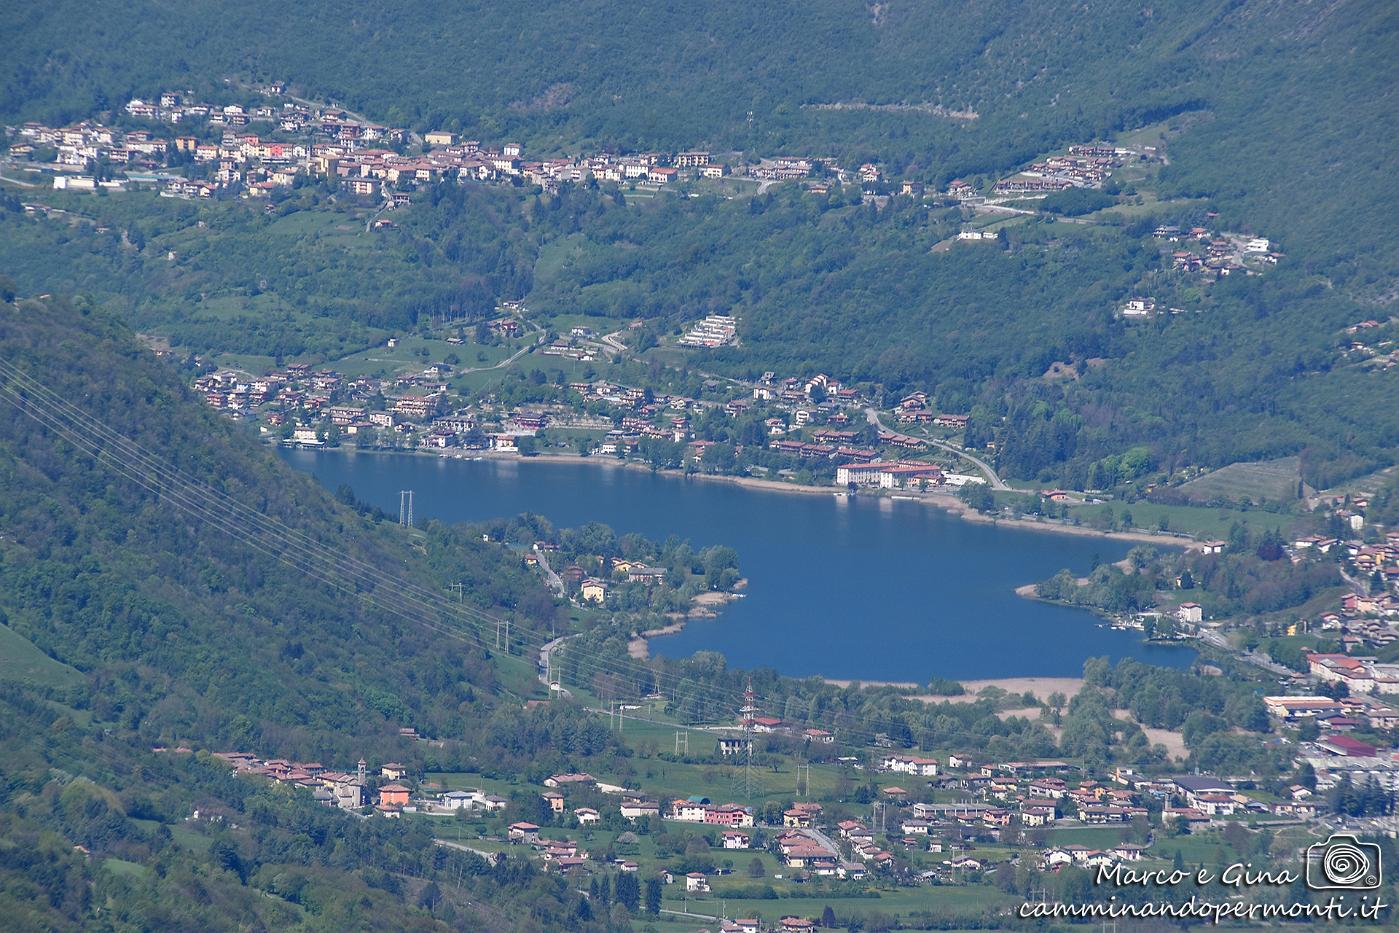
[628, 621, 685, 660]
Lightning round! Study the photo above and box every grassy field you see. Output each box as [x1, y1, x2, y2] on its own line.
[100, 857, 154, 881]
[1042, 825, 1135, 848]
[660, 883, 1020, 924]
[1179, 456, 1304, 505]
[0, 622, 84, 688]
[324, 332, 524, 380]
[1065, 499, 1296, 540]
[422, 772, 525, 798]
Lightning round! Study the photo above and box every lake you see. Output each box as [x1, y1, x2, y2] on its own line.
[281, 450, 1194, 682]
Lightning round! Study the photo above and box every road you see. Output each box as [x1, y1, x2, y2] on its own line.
[0, 163, 41, 188]
[284, 92, 423, 148]
[533, 549, 565, 596]
[972, 201, 1039, 216]
[538, 634, 575, 697]
[435, 838, 499, 862]
[865, 407, 1008, 490]
[599, 330, 630, 355]
[1195, 628, 1295, 679]
[456, 337, 542, 376]
[801, 825, 846, 860]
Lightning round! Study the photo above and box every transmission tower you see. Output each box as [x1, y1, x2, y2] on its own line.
[795, 763, 812, 798]
[398, 489, 414, 527]
[871, 800, 888, 833]
[731, 679, 760, 802]
[674, 731, 689, 755]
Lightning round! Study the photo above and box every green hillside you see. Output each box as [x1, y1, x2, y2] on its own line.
[0, 295, 585, 754]
[0, 619, 83, 689]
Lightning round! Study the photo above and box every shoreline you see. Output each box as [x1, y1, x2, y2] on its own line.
[916, 491, 1191, 548]
[629, 584, 746, 660]
[298, 444, 1195, 544]
[821, 676, 1086, 704]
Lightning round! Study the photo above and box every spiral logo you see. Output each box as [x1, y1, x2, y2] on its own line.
[1324, 842, 1371, 886]
[1307, 834, 1382, 890]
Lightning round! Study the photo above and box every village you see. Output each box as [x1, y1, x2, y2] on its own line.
[177, 638, 1399, 932]
[5, 79, 1183, 219]
[189, 332, 994, 497]
[6, 85, 873, 203]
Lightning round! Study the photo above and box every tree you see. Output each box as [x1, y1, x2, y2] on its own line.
[1221, 820, 1250, 854]
[644, 877, 663, 915]
[615, 871, 640, 912]
[747, 856, 765, 878]
[1256, 528, 1286, 561]
[1298, 761, 1317, 791]
[821, 904, 837, 927]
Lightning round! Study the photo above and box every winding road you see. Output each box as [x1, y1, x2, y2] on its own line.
[864, 407, 1008, 490]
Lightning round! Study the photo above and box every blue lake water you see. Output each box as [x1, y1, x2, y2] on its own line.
[281, 450, 1194, 681]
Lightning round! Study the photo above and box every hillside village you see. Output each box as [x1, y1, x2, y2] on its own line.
[7, 81, 1183, 214]
[9, 86, 871, 202]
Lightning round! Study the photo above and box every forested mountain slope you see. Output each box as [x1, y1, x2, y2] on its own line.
[0, 295, 553, 754]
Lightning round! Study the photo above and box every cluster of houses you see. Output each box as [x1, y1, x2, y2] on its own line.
[209, 751, 441, 815]
[991, 143, 1138, 195]
[14, 87, 412, 198]
[191, 361, 469, 446]
[1258, 690, 1399, 798]
[677, 315, 739, 348]
[192, 345, 974, 479]
[1118, 296, 1194, 319]
[1294, 525, 1399, 649]
[190, 341, 999, 503]
[1154, 224, 1282, 278]
[667, 797, 755, 828]
[1260, 653, 1399, 794]
[777, 822, 871, 879]
[11, 83, 894, 204]
[1339, 318, 1398, 371]
[1304, 652, 1399, 695]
